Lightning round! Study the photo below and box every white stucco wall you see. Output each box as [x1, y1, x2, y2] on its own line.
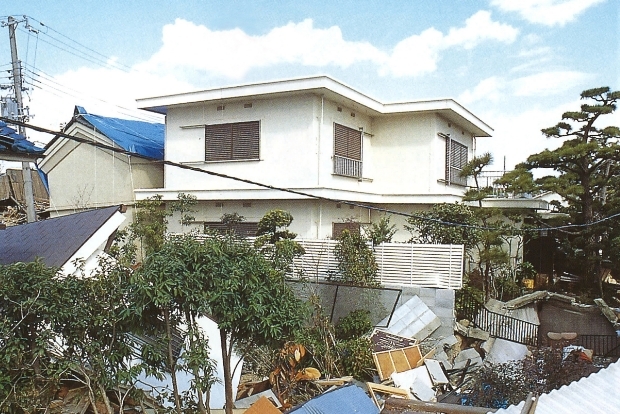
[164, 95, 318, 191]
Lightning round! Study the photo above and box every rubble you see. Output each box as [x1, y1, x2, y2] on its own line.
[236, 290, 620, 413]
[378, 295, 441, 341]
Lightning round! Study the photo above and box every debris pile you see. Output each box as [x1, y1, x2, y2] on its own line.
[235, 290, 620, 413]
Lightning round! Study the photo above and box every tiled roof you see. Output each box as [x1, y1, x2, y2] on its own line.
[73, 106, 164, 160]
[0, 205, 122, 268]
[490, 359, 620, 414]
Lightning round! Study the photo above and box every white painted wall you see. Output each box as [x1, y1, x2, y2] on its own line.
[162, 93, 474, 200]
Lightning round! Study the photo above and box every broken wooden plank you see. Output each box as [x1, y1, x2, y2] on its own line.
[366, 382, 411, 408]
[373, 345, 422, 380]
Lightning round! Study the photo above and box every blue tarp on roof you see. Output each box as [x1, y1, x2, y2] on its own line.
[0, 120, 45, 155]
[287, 384, 379, 414]
[74, 106, 164, 160]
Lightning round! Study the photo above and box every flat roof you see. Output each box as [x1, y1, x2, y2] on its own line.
[136, 76, 493, 137]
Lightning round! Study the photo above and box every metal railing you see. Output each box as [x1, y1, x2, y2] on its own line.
[456, 290, 540, 346]
[575, 335, 620, 357]
[333, 155, 362, 178]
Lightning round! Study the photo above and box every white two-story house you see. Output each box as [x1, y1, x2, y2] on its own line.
[135, 76, 493, 241]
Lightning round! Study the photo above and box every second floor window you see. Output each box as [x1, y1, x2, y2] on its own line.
[205, 120, 260, 161]
[445, 138, 468, 186]
[333, 123, 362, 178]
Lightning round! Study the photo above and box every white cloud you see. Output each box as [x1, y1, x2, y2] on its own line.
[139, 18, 387, 80]
[444, 10, 519, 49]
[25, 66, 189, 145]
[477, 101, 577, 169]
[490, 0, 606, 26]
[458, 70, 590, 105]
[459, 76, 506, 104]
[381, 28, 443, 77]
[383, 11, 518, 77]
[511, 71, 591, 96]
[138, 14, 517, 80]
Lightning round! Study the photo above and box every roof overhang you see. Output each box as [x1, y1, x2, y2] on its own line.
[137, 76, 493, 137]
[0, 151, 42, 162]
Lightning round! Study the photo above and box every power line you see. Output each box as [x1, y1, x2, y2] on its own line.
[3, 116, 620, 233]
[22, 64, 163, 123]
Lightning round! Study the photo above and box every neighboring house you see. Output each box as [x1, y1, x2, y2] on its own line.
[0, 205, 125, 275]
[0, 168, 49, 223]
[0, 119, 48, 223]
[38, 106, 164, 225]
[135, 76, 497, 240]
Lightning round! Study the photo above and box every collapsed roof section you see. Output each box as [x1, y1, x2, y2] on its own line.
[0, 120, 45, 162]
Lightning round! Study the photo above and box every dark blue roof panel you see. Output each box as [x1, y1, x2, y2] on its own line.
[0, 205, 122, 268]
[286, 384, 379, 414]
[74, 106, 164, 160]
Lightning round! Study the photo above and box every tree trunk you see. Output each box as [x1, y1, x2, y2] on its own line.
[220, 329, 234, 414]
[98, 382, 115, 414]
[187, 311, 206, 414]
[164, 308, 182, 413]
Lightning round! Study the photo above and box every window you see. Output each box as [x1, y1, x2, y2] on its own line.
[205, 121, 259, 161]
[333, 123, 362, 178]
[204, 221, 259, 237]
[332, 222, 361, 239]
[445, 137, 468, 186]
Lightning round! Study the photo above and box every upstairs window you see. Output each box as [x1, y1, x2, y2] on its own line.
[445, 138, 468, 186]
[333, 123, 362, 178]
[205, 120, 260, 161]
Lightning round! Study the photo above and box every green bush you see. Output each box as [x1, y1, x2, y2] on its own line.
[335, 309, 372, 340]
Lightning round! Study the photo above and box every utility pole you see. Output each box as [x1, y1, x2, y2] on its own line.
[7, 16, 36, 223]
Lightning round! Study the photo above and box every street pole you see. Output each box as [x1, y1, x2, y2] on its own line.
[8, 16, 36, 223]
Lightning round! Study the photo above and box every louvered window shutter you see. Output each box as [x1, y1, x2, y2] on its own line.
[205, 121, 259, 161]
[334, 123, 362, 160]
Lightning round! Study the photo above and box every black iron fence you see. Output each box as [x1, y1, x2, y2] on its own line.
[456, 290, 540, 347]
[575, 335, 620, 357]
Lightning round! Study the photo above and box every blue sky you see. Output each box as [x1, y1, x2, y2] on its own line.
[1, 0, 618, 170]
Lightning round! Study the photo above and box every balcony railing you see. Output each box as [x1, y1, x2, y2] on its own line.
[334, 155, 362, 178]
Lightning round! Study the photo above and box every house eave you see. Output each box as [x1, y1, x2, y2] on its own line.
[136, 75, 493, 137]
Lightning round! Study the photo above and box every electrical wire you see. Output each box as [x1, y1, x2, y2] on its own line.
[22, 64, 163, 123]
[24, 16, 134, 73]
[3, 116, 619, 234]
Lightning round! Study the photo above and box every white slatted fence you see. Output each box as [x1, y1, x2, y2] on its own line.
[290, 240, 463, 289]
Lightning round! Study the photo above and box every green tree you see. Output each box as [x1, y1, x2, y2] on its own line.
[405, 202, 480, 249]
[0, 261, 59, 413]
[254, 209, 305, 273]
[364, 215, 397, 246]
[130, 194, 171, 257]
[505, 87, 620, 293]
[333, 230, 379, 287]
[54, 259, 141, 414]
[136, 232, 305, 414]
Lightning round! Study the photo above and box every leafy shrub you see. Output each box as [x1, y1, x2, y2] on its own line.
[335, 309, 372, 341]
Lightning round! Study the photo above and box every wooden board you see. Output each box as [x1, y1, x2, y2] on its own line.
[372, 345, 422, 380]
